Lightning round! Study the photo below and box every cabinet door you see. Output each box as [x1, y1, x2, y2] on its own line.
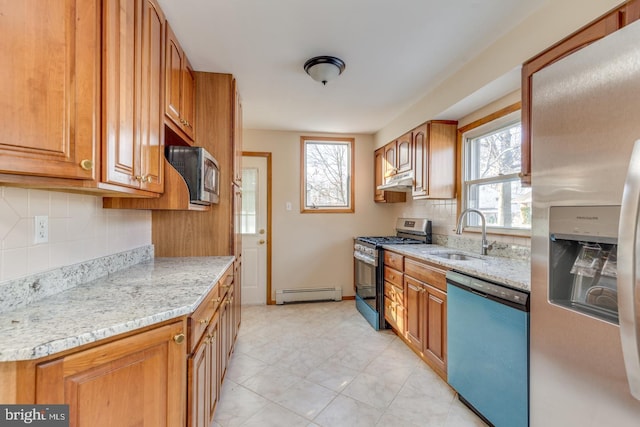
[521, 10, 621, 185]
[103, 0, 164, 191]
[219, 296, 230, 379]
[374, 147, 406, 203]
[181, 57, 196, 140]
[374, 148, 386, 202]
[207, 317, 220, 424]
[189, 332, 209, 427]
[383, 141, 397, 176]
[102, 0, 140, 188]
[233, 80, 243, 185]
[396, 131, 412, 173]
[405, 276, 424, 349]
[0, 0, 99, 180]
[165, 23, 184, 128]
[424, 284, 447, 373]
[425, 121, 457, 199]
[36, 321, 186, 427]
[139, 0, 165, 192]
[412, 124, 428, 197]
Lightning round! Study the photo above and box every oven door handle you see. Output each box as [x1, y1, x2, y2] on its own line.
[354, 251, 377, 267]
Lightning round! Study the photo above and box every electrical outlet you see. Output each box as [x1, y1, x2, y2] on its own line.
[286, 202, 292, 211]
[34, 215, 48, 244]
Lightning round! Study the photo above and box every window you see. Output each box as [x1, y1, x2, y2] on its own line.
[240, 167, 257, 234]
[301, 136, 354, 213]
[461, 109, 531, 232]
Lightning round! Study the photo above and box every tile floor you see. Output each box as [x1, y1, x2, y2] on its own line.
[213, 300, 488, 427]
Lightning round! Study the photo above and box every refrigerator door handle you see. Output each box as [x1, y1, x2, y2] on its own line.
[618, 139, 640, 400]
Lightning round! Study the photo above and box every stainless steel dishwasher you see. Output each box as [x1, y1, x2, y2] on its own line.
[447, 270, 530, 427]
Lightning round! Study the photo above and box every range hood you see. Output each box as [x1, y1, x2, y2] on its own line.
[377, 171, 414, 192]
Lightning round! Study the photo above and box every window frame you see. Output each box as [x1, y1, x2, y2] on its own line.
[300, 136, 355, 214]
[457, 103, 531, 236]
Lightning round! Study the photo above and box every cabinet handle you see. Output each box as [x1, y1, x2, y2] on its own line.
[173, 333, 185, 344]
[199, 319, 209, 325]
[79, 159, 93, 171]
[212, 297, 222, 304]
[135, 175, 143, 182]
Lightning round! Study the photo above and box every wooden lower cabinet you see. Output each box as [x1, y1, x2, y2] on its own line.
[36, 320, 187, 427]
[385, 250, 448, 380]
[0, 264, 240, 427]
[188, 264, 235, 427]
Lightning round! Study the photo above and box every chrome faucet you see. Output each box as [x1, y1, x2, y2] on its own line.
[456, 209, 490, 255]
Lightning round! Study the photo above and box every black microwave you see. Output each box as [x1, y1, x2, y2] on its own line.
[165, 146, 220, 205]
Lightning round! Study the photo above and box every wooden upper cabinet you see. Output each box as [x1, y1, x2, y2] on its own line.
[0, 0, 100, 180]
[165, 23, 195, 142]
[374, 147, 406, 203]
[412, 121, 457, 199]
[521, 0, 640, 185]
[396, 131, 413, 174]
[102, 0, 165, 193]
[36, 321, 187, 427]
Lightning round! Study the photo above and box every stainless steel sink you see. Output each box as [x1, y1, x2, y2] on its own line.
[431, 252, 479, 261]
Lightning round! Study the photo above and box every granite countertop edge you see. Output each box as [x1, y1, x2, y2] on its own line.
[0, 256, 234, 362]
[381, 244, 531, 291]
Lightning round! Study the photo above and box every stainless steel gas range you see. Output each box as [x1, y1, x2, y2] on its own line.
[354, 218, 432, 330]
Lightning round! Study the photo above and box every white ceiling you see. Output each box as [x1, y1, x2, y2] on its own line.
[156, 0, 547, 134]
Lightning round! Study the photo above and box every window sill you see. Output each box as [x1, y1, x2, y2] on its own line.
[462, 226, 531, 238]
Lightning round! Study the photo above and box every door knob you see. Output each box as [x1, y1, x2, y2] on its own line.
[259, 240, 265, 245]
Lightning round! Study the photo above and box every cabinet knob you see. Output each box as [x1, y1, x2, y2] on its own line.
[173, 333, 185, 344]
[259, 240, 265, 245]
[79, 159, 93, 171]
[212, 297, 222, 304]
[199, 319, 209, 325]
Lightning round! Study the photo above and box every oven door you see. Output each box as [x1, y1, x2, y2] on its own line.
[354, 253, 377, 311]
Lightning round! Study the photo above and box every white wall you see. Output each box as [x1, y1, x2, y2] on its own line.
[0, 186, 151, 282]
[243, 130, 397, 298]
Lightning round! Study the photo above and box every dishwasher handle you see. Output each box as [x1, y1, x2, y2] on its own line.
[446, 270, 529, 311]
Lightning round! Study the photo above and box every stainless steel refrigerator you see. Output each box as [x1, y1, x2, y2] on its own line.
[531, 19, 640, 426]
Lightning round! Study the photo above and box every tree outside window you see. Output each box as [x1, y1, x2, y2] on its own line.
[301, 137, 354, 213]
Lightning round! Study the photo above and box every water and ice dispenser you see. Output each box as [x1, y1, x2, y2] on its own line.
[549, 206, 620, 324]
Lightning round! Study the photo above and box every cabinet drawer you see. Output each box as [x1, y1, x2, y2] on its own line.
[218, 267, 234, 298]
[404, 258, 448, 292]
[188, 285, 221, 352]
[384, 296, 405, 333]
[384, 281, 404, 304]
[384, 251, 403, 271]
[384, 266, 403, 287]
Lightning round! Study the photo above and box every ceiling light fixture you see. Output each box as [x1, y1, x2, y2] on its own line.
[304, 56, 346, 85]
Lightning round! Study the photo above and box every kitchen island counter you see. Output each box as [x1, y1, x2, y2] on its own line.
[382, 244, 530, 291]
[0, 256, 234, 362]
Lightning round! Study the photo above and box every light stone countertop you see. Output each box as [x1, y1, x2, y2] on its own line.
[382, 244, 530, 292]
[0, 256, 234, 362]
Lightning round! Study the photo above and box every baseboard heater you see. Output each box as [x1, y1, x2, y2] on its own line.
[275, 287, 342, 305]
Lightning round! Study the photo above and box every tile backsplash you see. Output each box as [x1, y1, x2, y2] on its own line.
[390, 198, 531, 254]
[0, 186, 151, 282]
